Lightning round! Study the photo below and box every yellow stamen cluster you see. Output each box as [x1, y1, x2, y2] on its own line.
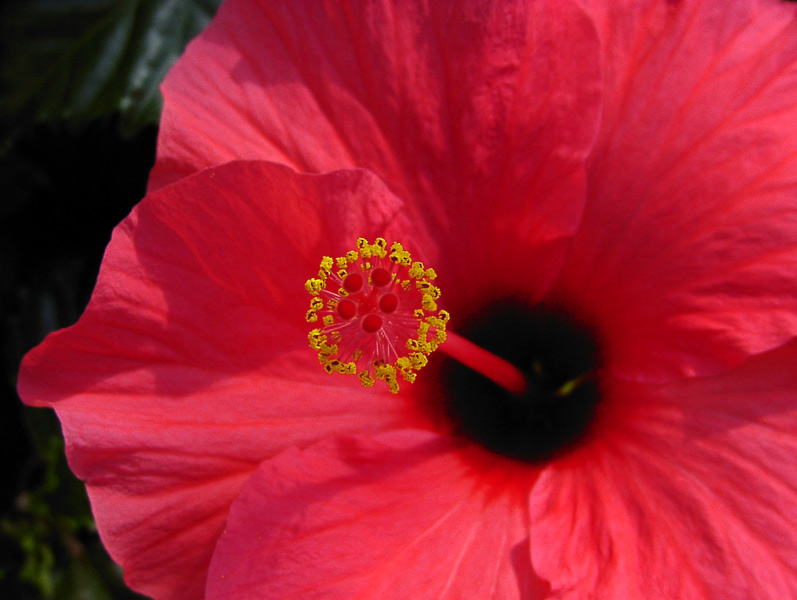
[305, 237, 448, 393]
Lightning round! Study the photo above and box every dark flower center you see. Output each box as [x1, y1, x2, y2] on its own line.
[440, 300, 602, 463]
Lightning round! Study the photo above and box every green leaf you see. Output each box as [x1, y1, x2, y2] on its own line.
[0, 0, 223, 137]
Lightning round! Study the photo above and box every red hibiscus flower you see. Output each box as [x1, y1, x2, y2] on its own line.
[18, 1, 797, 599]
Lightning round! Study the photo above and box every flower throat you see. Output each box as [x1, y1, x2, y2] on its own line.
[439, 301, 602, 463]
[306, 239, 602, 463]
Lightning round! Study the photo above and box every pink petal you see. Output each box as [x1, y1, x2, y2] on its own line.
[206, 430, 546, 600]
[151, 0, 603, 301]
[17, 161, 424, 600]
[556, 0, 797, 380]
[530, 339, 797, 599]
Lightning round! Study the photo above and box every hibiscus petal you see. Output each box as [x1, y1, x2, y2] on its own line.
[557, 0, 797, 380]
[17, 160, 424, 600]
[206, 429, 546, 600]
[150, 0, 603, 301]
[530, 339, 797, 599]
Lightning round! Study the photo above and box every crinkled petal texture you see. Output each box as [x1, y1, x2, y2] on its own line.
[555, 0, 797, 381]
[151, 0, 603, 306]
[530, 340, 797, 599]
[17, 161, 432, 600]
[206, 430, 549, 600]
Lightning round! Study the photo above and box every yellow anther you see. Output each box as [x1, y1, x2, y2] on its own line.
[399, 368, 417, 383]
[371, 238, 387, 258]
[305, 278, 325, 295]
[318, 342, 338, 362]
[389, 242, 412, 266]
[359, 370, 375, 388]
[408, 261, 426, 279]
[306, 309, 318, 322]
[318, 256, 334, 278]
[341, 361, 357, 375]
[417, 321, 431, 338]
[359, 237, 387, 259]
[317, 339, 337, 355]
[421, 294, 437, 312]
[406, 338, 432, 353]
[322, 315, 334, 326]
[308, 329, 325, 349]
[374, 363, 399, 394]
[416, 281, 441, 298]
[323, 359, 345, 374]
[410, 352, 428, 369]
[357, 237, 373, 258]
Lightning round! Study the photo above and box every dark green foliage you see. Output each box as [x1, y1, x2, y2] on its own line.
[1, 0, 222, 138]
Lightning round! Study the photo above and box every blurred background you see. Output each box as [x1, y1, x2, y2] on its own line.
[1, 1, 222, 597]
